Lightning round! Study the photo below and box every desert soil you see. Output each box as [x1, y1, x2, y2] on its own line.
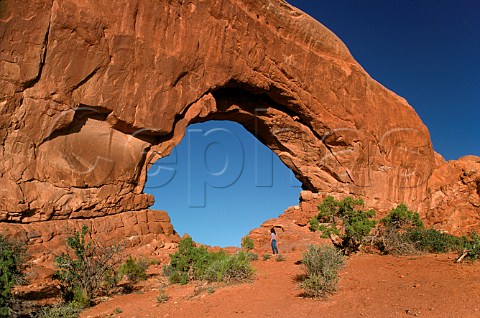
[80, 250, 480, 318]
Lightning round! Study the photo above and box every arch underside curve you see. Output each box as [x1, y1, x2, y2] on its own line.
[0, 0, 437, 225]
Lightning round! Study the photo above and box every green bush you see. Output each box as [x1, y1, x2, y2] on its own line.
[376, 224, 463, 256]
[405, 228, 464, 253]
[246, 252, 258, 261]
[36, 302, 82, 318]
[241, 236, 255, 251]
[377, 206, 479, 258]
[0, 234, 26, 317]
[275, 254, 285, 262]
[300, 245, 344, 298]
[204, 251, 255, 283]
[375, 204, 425, 255]
[262, 254, 271, 261]
[310, 196, 376, 254]
[308, 216, 320, 232]
[463, 232, 480, 261]
[164, 237, 218, 284]
[117, 256, 149, 283]
[312, 198, 480, 262]
[54, 226, 120, 307]
[149, 258, 161, 266]
[164, 238, 254, 284]
[381, 203, 424, 229]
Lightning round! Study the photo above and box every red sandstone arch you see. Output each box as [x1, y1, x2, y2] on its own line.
[0, 0, 478, 243]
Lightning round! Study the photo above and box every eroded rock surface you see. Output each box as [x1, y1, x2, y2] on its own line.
[3, 209, 178, 288]
[0, 0, 478, 252]
[425, 156, 480, 235]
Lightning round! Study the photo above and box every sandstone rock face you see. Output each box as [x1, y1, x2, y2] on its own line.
[0, 0, 478, 248]
[2, 209, 178, 283]
[425, 156, 480, 235]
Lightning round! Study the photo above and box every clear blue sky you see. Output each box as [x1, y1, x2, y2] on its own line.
[146, 121, 302, 247]
[290, 0, 480, 160]
[146, 1, 480, 247]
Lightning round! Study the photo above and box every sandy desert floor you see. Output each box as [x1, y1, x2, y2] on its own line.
[80, 250, 480, 318]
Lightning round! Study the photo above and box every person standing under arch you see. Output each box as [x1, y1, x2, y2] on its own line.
[270, 227, 279, 255]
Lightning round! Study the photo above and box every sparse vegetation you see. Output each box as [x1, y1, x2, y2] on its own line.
[246, 252, 258, 261]
[163, 238, 255, 284]
[404, 228, 465, 253]
[375, 227, 419, 255]
[191, 284, 217, 297]
[36, 302, 82, 318]
[262, 254, 271, 261]
[0, 233, 27, 317]
[275, 254, 285, 262]
[375, 204, 470, 256]
[117, 256, 149, 283]
[309, 196, 376, 254]
[375, 204, 425, 255]
[309, 198, 480, 261]
[203, 251, 255, 283]
[156, 288, 169, 304]
[380, 203, 424, 229]
[163, 237, 219, 284]
[54, 226, 121, 308]
[207, 286, 215, 294]
[241, 236, 255, 251]
[300, 245, 344, 298]
[464, 232, 480, 260]
[149, 258, 161, 266]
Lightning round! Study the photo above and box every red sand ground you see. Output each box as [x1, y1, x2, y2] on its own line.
[81, 251, 480, 318]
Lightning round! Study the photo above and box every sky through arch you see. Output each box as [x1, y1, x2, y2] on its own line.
[145, 121, 302, 247]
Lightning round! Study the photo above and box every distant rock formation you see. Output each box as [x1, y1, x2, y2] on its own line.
[0, 0, 478, 256]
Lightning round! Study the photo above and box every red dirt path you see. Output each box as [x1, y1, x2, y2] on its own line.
[81, 251, 480, 318]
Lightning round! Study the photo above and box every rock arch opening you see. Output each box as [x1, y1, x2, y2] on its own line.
[145, 120, 302, 247]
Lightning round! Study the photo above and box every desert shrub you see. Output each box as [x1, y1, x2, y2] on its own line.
[241, 236, 255, 251]
[164, 238, 254, 284]
[375, 204, 475, 256]
[405, 228, 464, 253]
[275, 254, 285, 262]
[375, 227, 419, 255]
[462, 232, 480, 261]
[381, 204, 424, 229]
[375, 204, 425, 254]
[149, 258, 161, 266]
[202, 258, 227, 282]
[117, 256, 149, 283]
[0, 234, 27, 317]
[166, 270, 188, 285]
[36, 302, 82, 318]
[300, 245, 344, 298]
[164, 237, 220, 284]
[310, 196, 376, 254]
[203, 251, 255, 283]
[156, 288, 169, 304]
[376, 224, 463, 255]
[54, 226, 121, 307]
[221, 251, 255, 282]
[262, 254, 271, 261]
[246, 252, 258, 261]
[378, 207, 480, 260]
